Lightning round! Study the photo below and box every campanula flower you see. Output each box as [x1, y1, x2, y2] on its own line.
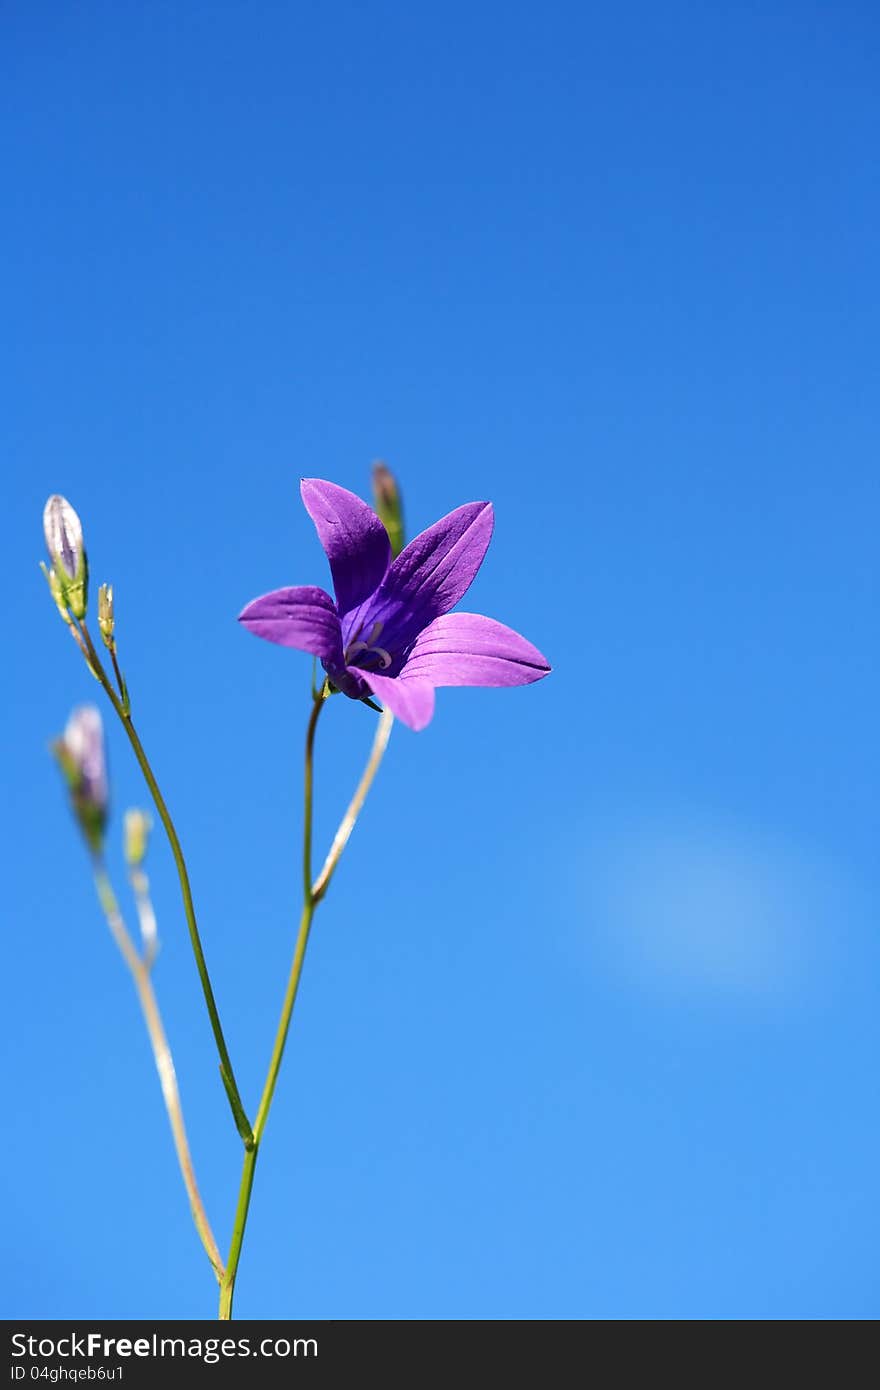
[239, 479, 550, 730]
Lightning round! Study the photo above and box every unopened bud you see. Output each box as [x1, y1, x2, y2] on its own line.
[42, 495, 88, 619]
[40, 563, 73, 626]
[372, 462, 405, 558]
[98, 584, 115, 646]
[52, 705, 108, 853]
[123, 808, 151, 868]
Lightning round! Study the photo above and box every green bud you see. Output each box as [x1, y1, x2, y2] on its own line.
[372, 461, 405, 558]
[40, 562, 73, 626]
[43, 495, 88, 619]
[98, 584, 115, 647]
[123, 808, 152, 868]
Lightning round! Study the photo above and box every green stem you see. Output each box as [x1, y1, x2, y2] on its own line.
[78, 621, 252, 1143]
[109, 644, 129, 712]
[218, 1147, 258, 1320]
[218, 693, 324, 1319]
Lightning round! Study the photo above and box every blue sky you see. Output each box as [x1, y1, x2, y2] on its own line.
[3, 2, 878, 1319]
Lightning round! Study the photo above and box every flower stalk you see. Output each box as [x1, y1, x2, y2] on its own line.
[218, 689, 393, 1318]
[92, 859, 224, 1280]
[76, 619, 253, 1145]
[312, 703, 393, 903]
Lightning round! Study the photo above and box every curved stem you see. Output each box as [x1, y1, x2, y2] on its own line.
[93, 861, 225, 1280]
[78, 622, 252, 1143]
[312, 704, 393, 903]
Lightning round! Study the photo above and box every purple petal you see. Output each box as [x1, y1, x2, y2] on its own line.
[387, 500, 494, 618]
[238, 585, 344, 664]
[400, 612, 551, 687]
[359, 669, 436, 731]
[43, 495, 84, 580]
[300, 478, 391, 617]
[342, 501, 494, 657]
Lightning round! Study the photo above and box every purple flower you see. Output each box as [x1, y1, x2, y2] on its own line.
[239, 479, 551, 731]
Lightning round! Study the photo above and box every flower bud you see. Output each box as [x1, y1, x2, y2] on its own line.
[53, 705, 108, 853]
[40, 563, 74, 626]
[372, 461, 405, 558]
[123, 808, 151, 869]
[42, 495, 88, 619]
[98, 584, 115, 646]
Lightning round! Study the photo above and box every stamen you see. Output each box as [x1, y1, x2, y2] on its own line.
[344, 619, 391, 669]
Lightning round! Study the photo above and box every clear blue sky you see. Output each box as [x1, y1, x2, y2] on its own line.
[3, 2, 878, 1319]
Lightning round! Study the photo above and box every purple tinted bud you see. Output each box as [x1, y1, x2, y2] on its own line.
[54, 705, 108, 852]
[64, 706, 108, 808]
[43, 495, 83, 580]
[42, 495, 88, 618]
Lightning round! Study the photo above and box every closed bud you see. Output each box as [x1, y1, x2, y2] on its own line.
[40, 563, 74, 626]
[372, 461, 405, 558]
[42, 495, 88, 619]
[123, 808, 151, 869]
[98, 584, 115, 646]
[52, 705, 108, 853]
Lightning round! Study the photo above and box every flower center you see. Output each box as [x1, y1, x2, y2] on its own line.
[344, 619, 392, 671]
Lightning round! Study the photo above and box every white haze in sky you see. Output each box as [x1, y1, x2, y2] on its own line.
[580, 819, 858, 1004]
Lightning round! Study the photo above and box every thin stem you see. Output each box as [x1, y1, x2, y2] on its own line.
[109, 645, 128, 710]
[92, 861, 225, 1281]
[130, 863, 159, 968]
[254, 898, 316, 1145]
[218, 1147, 258, 1320]
[218, 693, 324, 1319]
[301, 694, 323, 908]
[312, 704, 393, 903]
[218, 694, 395, 1318]
[78, 621, 252, 1143]
[218, 894, 317, 1319]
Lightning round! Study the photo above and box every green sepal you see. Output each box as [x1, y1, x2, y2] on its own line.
[40, 562, 73, 626]
[56, 551, 89, 621]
